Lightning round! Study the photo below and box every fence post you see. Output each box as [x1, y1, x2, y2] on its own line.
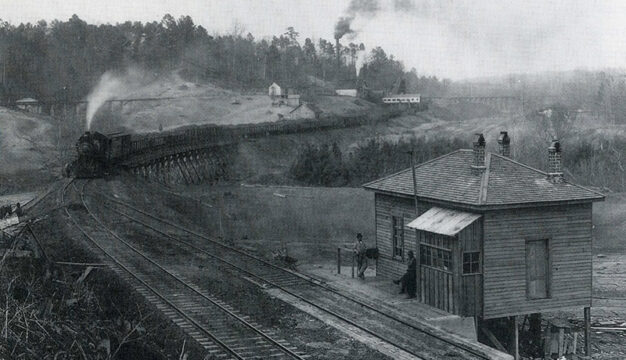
[351, 252, 355, 278]
[337, 247, 341, 274]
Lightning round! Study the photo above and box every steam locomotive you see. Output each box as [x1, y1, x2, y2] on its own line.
[64, 131, 113, 178]
[64, 112, 400, 178]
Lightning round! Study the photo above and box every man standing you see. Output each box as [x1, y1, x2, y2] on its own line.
[354, 233, 367, 279]
[394, 250, 417, 298]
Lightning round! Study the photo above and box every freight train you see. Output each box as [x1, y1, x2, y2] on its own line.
[64, 112, 399, 178]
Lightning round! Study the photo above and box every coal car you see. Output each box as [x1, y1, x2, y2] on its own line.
[64, 111, 398, 178]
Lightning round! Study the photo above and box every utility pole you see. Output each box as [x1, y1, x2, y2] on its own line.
[408, 150, 420, 299]
[408, 150, 418, 215]
[518, 79, 524, 119]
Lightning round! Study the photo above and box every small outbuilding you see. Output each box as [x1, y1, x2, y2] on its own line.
[285, 103, 322, 120]
[335, 89, 357, 97]
[286, 94, 300, 107]
[382, 94, 421, 104]
[363, 132, 604, 357]
[15, 98, 42, 113]
[268, 82, 282, 97]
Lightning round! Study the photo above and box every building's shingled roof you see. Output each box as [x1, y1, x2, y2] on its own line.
[290, 102, 322, 115]
[383, 93, 421, 98]
[363, 149, 604, 207]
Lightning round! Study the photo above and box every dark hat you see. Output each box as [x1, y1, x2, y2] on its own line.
[356, 233, 363, 239]
[408, 250, 414, 257]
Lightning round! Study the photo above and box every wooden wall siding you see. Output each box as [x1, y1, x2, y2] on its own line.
[482, 203, 593, 319]
[458, 221, 483, 317]
[375, 193, 426, 279]
[459, 220, 481, 252]
[461, 274, 481, 315]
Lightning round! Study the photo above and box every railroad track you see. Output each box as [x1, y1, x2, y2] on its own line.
[63, 180, 308, 360]
[91, 187, 509, 360]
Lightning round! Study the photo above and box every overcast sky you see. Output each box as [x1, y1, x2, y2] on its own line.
[1, 0, 626, 80]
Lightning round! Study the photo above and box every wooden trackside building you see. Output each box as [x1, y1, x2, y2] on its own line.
[363, 133, 604, 324]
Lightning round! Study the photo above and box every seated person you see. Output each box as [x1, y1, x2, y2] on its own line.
[393, 250, 417, 298]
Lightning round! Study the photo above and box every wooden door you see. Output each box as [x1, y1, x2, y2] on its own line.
[526, 239, 549, 299]
[420, 232, 455, 313]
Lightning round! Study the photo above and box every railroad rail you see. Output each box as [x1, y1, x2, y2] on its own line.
[92, 188, 510, 360]
[63, 181, 307, 360]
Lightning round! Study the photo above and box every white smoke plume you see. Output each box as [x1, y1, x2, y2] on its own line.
[355, 48, 367, 76]
[85, 68, 150, 130]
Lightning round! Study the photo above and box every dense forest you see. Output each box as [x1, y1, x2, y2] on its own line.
[289, 136, 468, 187]
[0, 14, 449, 104]
[2, 14, 625, 123]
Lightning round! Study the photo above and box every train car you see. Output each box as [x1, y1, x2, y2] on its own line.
[108, 133, 132, 160]
[65, 109, 385, 178]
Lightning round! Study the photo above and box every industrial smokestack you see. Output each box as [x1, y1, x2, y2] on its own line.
[334, 16, 354, 40]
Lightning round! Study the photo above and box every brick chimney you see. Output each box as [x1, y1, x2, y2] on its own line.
[547, 139, 563, 183]
[497, 131, 511, 157]
[472, 133, 486, 174]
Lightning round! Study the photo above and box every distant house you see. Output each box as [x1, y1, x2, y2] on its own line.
[15, 98, 42, 113]
[285, 103, 322, 120]
[268, 82, 282, 97]
[286, 94, 300, 107]
[335, 89, 357, 97]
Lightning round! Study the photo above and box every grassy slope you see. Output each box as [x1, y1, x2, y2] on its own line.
[227, 102, 511, 184]
[0, 107, 56, 174]
[100, 178, 374, 263]
[101, 177, 622, 267]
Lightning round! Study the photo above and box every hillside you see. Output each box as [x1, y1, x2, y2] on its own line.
[90, 75, 379, 134]
[5, 77, 624, 194]
[0, 107, 62, 193]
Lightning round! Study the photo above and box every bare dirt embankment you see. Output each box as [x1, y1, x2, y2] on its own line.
[89, 74, 379, 134]
[0, 107, 62, 194]
[0, 107, 56, 173]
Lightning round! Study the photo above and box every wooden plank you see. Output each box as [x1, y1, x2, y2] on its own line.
[481, 327, 507, 353]
[584, 307, 591, 356]
[510, 316, 519, 360]
[420, 267, 425, 303]
[454, 238, 462, 316]
[435, 270, 440, 309]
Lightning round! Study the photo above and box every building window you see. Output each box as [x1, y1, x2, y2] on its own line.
[392, 216, 404, 259]
[463, 252, 480, 274]
[526, 239, 550, 299]
[420, 244, 451, 271]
